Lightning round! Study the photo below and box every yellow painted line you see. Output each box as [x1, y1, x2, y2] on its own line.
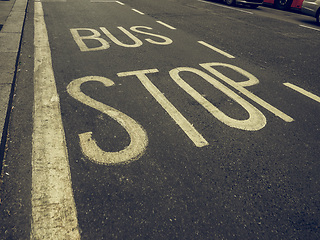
[32, 2, 80, 239]
[284, 82, 320, 103]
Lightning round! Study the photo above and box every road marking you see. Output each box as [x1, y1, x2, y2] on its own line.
[201, 63, 294, 122]
[132, 8, 145, 15]
[299, 24, 320, 32]
[170, 67, 267, 131]
[32, 2, 80, 239]
[284, 82, 320, 103]
[67, 76, 148, 165]
[117, 69, 209, 147]
[71, 26, 173, 51]
[100, 26, 143, 47]
[130, 26, 173, 45]
[197, 0, 253, 14]
[198, 41, 235, 59]
[70, 28, 110, 51]
[156, 21, 176, 30]
[116, 1, 124, 5]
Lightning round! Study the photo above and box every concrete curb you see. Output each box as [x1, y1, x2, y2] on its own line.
[0, 0, 28, 166]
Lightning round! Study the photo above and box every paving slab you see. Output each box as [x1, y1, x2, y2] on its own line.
[0, 0, 15, 26]
[1, 10, 25, 33]
[0, 32, 21, 52]
[0, 52, 17, 84]
[11, 0, 27, 12]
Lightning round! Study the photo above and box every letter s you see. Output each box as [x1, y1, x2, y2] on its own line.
[67, 76, 148, 164]
[130, 26, 173, 45]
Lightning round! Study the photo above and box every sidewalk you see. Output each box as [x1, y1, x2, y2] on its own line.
[0, 0, 28, 161]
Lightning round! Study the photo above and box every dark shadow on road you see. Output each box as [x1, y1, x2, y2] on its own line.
[300, 19, 320, 27]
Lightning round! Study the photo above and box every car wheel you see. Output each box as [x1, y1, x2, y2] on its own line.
[225, 0, 236, 6]
[274, 0, 293, 10]
[316, 9, 320, 25]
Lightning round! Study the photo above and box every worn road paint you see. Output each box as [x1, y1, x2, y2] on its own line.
[100, 27, 143, 48]
[32, 2, 80, 239]
[67, 76, 148, 165]
[198, 41, 235, 59]
[156, 21, 176, 30]
[170, 67, 267, 131]
[117, 69, 209, 147]
[71, 26, 172, 51]
[284, 82, 320, 103]
[201, 63, 294, 122]
[70, 28, 110, 52]
[130, 26, 173, 45]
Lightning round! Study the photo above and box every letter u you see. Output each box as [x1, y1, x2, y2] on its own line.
[100, 27, 143, 48]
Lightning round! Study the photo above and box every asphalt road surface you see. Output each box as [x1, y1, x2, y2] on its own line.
[1, 0, 320, 239]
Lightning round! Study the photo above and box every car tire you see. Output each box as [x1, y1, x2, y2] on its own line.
[225, 0, 236, 6]
[274, 0, 293, 10]
[316, 9, 320, 25]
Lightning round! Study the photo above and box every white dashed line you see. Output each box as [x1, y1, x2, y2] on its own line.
[198, 41, 235, 59]
[299, 24, 320, 32]
[132, 8, 145, 15]
[284, 82, 320, 103]
[32, 2, 80, 239]
[156, 21, 176, 30]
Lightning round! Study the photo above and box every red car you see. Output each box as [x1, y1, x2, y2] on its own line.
[263, 0, 304, 9]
